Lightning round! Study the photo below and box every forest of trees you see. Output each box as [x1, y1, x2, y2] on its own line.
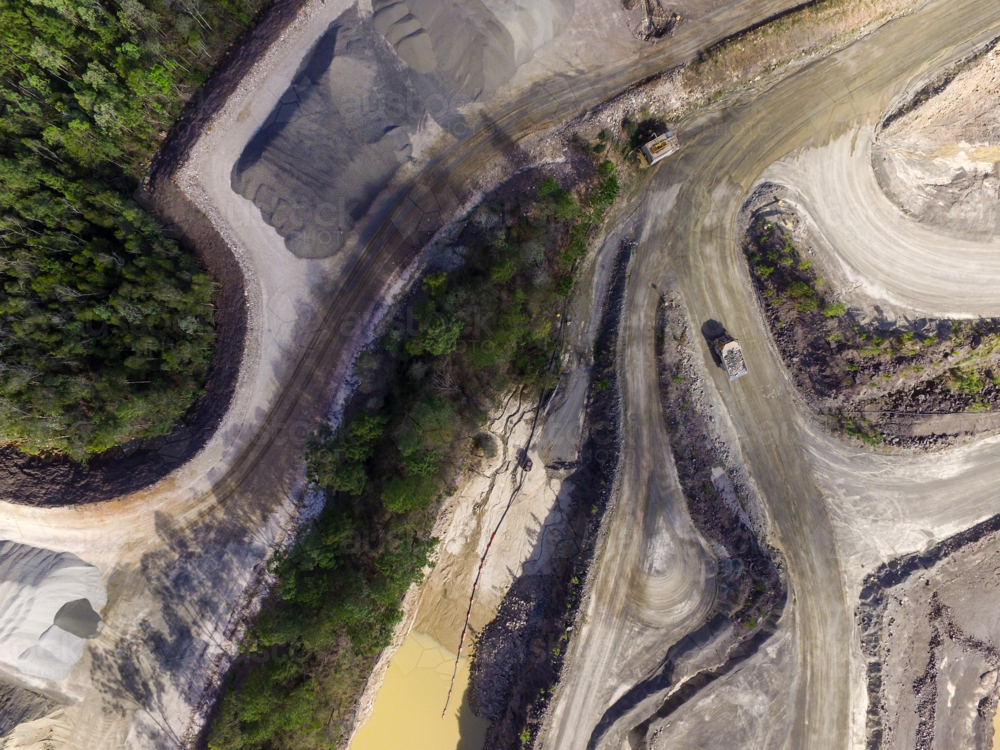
[207, 163, 620, 750]
[0, 0, 266, 459]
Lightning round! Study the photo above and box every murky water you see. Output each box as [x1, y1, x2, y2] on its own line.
[351, 631, 488, 750]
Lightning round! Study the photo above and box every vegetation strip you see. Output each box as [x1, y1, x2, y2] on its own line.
[744, 201, 1000, 449]
[0, 0, 275, 458]
[206, 154, 620, 749]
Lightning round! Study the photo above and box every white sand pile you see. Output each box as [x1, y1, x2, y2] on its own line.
[0, 542, 105, 681]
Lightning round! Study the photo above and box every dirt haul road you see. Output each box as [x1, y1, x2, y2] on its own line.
[3, 0, 999, 747]
[0, 0, 838, 747]
[539, 2, 1000, 750]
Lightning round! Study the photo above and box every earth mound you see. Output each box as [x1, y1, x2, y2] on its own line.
[876, 46, 1000, 238]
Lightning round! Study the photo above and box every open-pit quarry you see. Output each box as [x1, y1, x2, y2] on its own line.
[7, 0, 1000, 750]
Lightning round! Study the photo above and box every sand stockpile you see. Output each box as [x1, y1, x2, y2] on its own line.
[233, 0, 575, 262]
[232, 6, 421, 259]
[877, 46, 1000, 238]
[0, 542, 105, 681]
[372, 0, 573, 100]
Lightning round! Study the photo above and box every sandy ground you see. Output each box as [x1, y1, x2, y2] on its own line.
[878, 44, 1000, 238]
[348, 390, 563, 748]
[6, 0, 998, 748]
[539, 4, 1000, 750]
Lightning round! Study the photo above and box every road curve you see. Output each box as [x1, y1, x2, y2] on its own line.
[0, 1, 832, 746]
[544, 2, 1000, 749]
[5, 0, 1000, 746]
[762, 129, 1000, 317]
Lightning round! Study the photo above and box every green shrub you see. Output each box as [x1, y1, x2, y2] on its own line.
[381, 474, 440, 513]
[406, 314, 463, 357]
[212, 142, 624, 750]
[537, 178, 580, 220]
[593, 175, 620, 206]
[556, 275, 574, 297]
[949, 367, 984, 395]
[491, 257, 519, 285]
[755, 265, 775, 277]
[822, 303, 848, 317]
[786, 281, 815, 299]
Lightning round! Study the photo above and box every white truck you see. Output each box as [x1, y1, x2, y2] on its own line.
[712, 331, 748, 381]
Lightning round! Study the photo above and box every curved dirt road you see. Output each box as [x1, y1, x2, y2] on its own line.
[0, 1, 829, 746]
[5, 0, 1000, 746]
[543, 2, 1000, 749]
[762, 130, 1000, 317]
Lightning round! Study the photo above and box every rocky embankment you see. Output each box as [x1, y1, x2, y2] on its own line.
[468, 244, 631, 750]
[875, 40, 1000, 239]
[858, 513, 1000, 750]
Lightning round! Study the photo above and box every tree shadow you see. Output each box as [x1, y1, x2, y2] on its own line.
[700, 319, 726, 369]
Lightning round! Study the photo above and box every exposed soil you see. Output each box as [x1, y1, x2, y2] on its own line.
[875, 37, 1000, 239]
[743, 193, 1000, 451]
[468, 243, 630, 750]
[615, 294, 786, 749]
[857, 513, 1000, 750]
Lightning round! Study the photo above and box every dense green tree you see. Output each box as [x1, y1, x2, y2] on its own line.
[0, 0, 266, 459]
